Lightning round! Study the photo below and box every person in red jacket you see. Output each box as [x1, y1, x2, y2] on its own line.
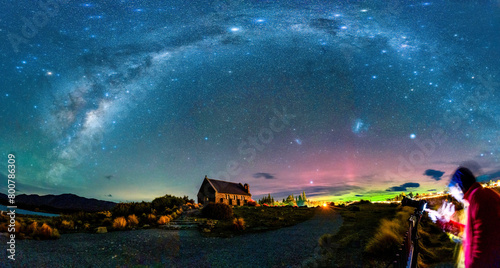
[445, 167, 500, 268]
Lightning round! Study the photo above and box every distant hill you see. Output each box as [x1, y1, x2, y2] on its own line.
[0, 193, 116, 213]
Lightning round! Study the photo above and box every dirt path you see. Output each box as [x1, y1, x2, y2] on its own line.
[1, 208, 342, 267]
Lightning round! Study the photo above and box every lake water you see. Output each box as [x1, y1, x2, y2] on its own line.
[0, 204, 59, 217]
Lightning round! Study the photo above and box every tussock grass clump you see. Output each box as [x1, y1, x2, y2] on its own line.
[365, 206, 412, 259]
[157, 215, 171, 225]
[365, 219, 404, 257]
[233, 217, 245, 230]
[28, 221, 38, 234]
[34, 223, 60, 240]
[127, 214, 139, 226]
[112, 217, 127, 229]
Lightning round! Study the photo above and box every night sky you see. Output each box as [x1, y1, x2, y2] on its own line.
[1, 0, 499, 202]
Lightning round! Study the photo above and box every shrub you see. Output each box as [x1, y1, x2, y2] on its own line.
[112, 217, 127, 229]
[112, 203, 133, 217]
[233, 217, 245, 231]
[247, 200, 258, 207]
[147, 214, 157, 224]
[102, 217, 113, 227]
[60, 220, 74, 230]
[157, 215, 171, 225]
[127, 214, 139, 226]
[98, 211, 112, 218]
[28, 222, 38, 234]
[347, 205, 360, 211]
[35, 223, 60, 240]
[13, 220, 22, 233]
[0, 222, 7, 232]
[202, 203, 233, 220]
[152, 194, 186, 212]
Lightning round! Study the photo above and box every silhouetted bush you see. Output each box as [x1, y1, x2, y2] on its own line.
[152, 194, 186, 212]
[202, 203, 233, 220]
[347, 205, 360, 211]
[102, 217, 113, 227]
[147, 214, 157, 224]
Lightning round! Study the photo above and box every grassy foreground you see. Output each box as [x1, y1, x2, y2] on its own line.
[201, 206, 316, 237]
[307, 202, 457, 267]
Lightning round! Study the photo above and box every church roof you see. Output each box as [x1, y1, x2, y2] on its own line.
[205, 177, 251, 196]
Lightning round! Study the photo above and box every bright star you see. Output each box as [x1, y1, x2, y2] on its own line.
[410, 133, 416, 139]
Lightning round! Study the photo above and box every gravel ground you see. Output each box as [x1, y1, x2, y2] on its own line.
[0, 208, 342, 268]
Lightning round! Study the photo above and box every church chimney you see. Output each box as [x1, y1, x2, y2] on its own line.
[244, 183, 249, 193]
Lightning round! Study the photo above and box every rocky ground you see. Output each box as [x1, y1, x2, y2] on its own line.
[0, 208, 341, 267]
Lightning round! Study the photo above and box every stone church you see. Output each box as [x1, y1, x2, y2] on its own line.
[197, 175, 251, 206]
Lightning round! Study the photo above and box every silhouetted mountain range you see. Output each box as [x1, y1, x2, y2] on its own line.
[0, 193, 116, 213]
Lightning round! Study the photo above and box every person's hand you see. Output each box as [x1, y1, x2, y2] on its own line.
[427, 209, 440, 223]
[426, 201, 455, 223]
[438, 201, 455, 222]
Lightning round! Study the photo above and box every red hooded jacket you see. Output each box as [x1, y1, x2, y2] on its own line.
[463, 182, 500, 268]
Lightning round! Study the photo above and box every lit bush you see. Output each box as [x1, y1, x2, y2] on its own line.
[202, 203, 234, 220]
[13, 220, 22, 233]
[60, 220, 74, 230]
[127, 214, 139, 226]
[233, 217, 246, 231]
[34, 223, 60, 240]
[98, 211, 112, 218]
[247, 200, 258, 207]
[28, 221, 38, 234]
[157, 215, 171, 225]
[112, 217, 127, 229]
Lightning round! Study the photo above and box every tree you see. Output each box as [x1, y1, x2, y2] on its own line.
[259, 194, 275, 205]
[285, 194, 296, 205]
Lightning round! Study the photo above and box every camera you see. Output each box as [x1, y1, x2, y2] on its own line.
[401, 197, 427, 211]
